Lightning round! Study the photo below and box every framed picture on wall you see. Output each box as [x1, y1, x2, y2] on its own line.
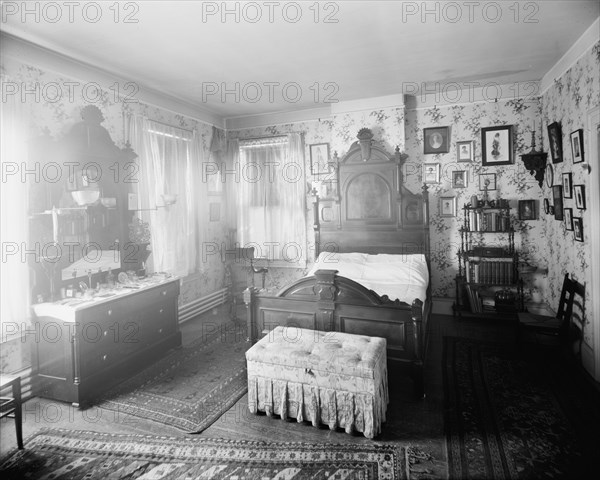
[456, 141, 474, 162]
[440, 196, 456, 217]
[573, 217, 583, 242]
[562, 173, 572, 198]
[481, 125, 513, 166]
[518, 200, 536, 220]
[309, 143, 330, 176]
[564, 208, 573, 231]
[423, 127, 450, 154]
[479, 173, 497, 191]
[452, 170, 467, 188]
[423, 163, 441, 184]
[547, 122, 563, 164]
[552, 185, 564, 220]
[574, 185, 586, 209]
[570, 129, 584, 164]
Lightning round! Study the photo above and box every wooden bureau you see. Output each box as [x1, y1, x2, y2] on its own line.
[31, 278, 181, 407]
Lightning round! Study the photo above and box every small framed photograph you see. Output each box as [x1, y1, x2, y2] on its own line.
[479, 173, 497, 191]
[452, 170, 467, 188]
[570, 129, 584, 164]
[481, 125, 513, 166]
[423, 126, 450, 154]
[518, 200, 536, 220]
[573, 217, 584, 242]
[440, 196, 456, 217]
[562, 173, 572, 198]
[564, 208, 573, 231]
[423, 163, 441, 184]
[552, 185, 564, 220]
[545, 163, 554, 187]
[549, 205, 555, 215]
[543, 198, 550, 214]
[547, 122, 563, 164]
[457, 140, 474, 162]
[574, 185, 586, 209]
[309, 143, 330, 176]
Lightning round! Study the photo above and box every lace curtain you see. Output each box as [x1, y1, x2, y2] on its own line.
[0, 75, 30, 330]
[128, 116, 207, 276]
[236, 133, 306, 263]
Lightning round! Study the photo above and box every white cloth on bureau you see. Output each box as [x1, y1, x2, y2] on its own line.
[306, 252, 429, 304]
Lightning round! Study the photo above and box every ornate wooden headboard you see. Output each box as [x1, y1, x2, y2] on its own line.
[313, 128, 430, 259]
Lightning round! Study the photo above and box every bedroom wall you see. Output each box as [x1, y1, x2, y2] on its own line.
[227, 102, 409, 289]
[0, 58, 228, 374]
[540, 42, 599, 364]
[404, 95, 544, 299]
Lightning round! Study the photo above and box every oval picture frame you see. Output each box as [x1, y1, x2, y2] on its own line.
[545, 163, 554, 187]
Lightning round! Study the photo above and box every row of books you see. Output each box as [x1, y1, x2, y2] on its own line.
[464, 257, 515, 285]
[467, 210, 511, 232]
[464, 285, 499, 313]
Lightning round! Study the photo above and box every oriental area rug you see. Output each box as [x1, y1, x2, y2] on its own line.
[443, 336, 599, 479]
[98, 321, 248, 433]
[0, 428, 410, 480]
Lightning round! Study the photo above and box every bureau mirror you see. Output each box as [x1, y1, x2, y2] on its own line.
[29, 106, 137, 301]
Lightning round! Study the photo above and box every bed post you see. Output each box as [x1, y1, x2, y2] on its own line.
[422, 183, 430, 262]
[313, 269, 338, 331]
[313, 193, 321, 259]
[411, 298, 425, 399]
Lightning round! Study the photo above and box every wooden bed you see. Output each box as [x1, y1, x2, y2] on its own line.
[244, 129, 431, 398]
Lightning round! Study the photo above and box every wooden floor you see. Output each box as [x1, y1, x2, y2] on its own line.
[1, 305, 597, 478]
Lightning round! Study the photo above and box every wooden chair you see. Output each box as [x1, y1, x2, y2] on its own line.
[518, 273, 585, 353]
[0, 374, 23, 449]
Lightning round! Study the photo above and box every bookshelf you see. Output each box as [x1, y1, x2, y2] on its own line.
[453, 202, 524, 318]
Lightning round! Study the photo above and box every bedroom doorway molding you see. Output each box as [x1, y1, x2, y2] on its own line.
[586, 106, 599, 382]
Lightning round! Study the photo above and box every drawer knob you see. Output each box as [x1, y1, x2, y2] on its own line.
[162, 290, 167, 296]
[159, 308, 164, 314]
[103, 331, 108, 336]
[107, 309, 112, 316]
[158, 328, 163, 334]
[103, 355, 107, 361]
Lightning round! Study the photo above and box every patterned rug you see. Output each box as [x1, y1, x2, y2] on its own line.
[0, 428, 408, 479]
[98, 322, 248, 433]
[443, 336, 597, 479]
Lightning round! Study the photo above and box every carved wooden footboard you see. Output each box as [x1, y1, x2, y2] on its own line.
[245, 269, 431, 398]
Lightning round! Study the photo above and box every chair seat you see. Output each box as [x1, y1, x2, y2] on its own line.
[518, 312, 561, 334]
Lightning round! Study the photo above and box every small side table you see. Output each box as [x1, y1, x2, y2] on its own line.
[0, 374, 23, 449]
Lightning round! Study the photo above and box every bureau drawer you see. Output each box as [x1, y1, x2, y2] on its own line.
[138, 301, 177, 345]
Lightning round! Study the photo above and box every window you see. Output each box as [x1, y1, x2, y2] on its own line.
[1, 76, 30, 336]
[236, 134, 306, 265]
[129, 117, 206, 277]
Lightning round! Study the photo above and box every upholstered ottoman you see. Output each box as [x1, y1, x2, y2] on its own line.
[246, 326, 388, 438]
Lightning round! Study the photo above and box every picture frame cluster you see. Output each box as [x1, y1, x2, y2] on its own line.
[542, 121, 586, 242]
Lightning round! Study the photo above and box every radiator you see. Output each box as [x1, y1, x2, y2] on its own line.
[178, 287, 229, 324]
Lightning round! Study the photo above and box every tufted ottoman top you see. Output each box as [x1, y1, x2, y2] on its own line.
[246, 326, 386, 379]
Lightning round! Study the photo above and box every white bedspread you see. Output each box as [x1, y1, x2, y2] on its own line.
[307, 252, 429, 304]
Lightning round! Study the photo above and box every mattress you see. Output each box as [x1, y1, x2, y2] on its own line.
[306, 252, 429, 304]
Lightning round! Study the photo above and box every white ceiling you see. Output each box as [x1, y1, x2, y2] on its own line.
[2, 1, 599, 121]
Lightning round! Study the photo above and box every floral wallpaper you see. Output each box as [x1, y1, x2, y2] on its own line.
[540, 42, 600, 347]
[405, 98, 545, 299]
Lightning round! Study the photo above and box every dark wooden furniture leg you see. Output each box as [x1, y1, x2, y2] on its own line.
[0, 374, 23, 449]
